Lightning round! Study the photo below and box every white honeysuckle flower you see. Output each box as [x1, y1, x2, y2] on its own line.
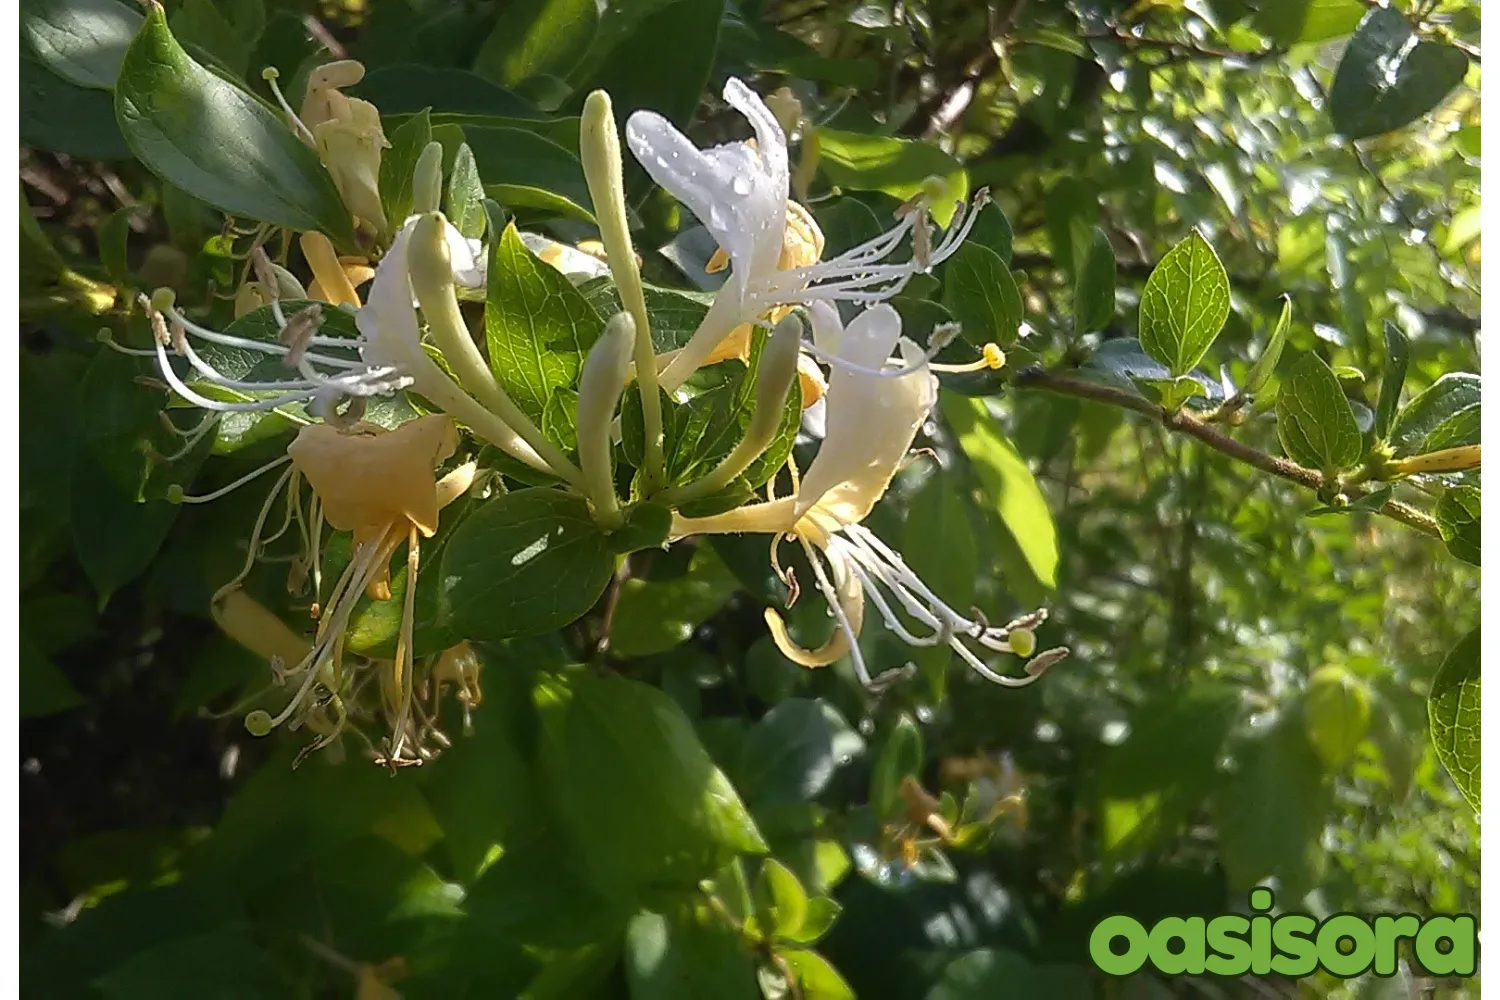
[669, 302, 1064, 690]
[133, 215, 554, 475]
[520, 232, 613, 283]
[626, 77, 990, 393]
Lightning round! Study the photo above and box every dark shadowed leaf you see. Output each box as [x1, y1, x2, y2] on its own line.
[1329, 8, 1469, 140]
[1073, 225, 1116, 336]
[1374, 321, 1410, 441]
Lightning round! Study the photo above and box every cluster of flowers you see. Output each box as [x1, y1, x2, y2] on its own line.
[131, 62, 1065, 765]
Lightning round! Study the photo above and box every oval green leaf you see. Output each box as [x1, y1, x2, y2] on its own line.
[1329, 8, 1469, 141]
[1276, 352, 1362, 473]
[114, 6, 356, 246]
[1138, 230, 1231, 377]
[1428, 628, 1479, 812]
[438, 487, 614, 640]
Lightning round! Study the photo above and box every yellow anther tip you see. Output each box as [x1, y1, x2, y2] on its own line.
[982, 343, 1006, 370]
[1009, 627, 1037, 659]
[261, 66, 280, 81]
[245, 710, 274, 737]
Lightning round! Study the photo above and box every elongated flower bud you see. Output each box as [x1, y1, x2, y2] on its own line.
[409, 213, 580, 482]
[413, 141, 445, 216]
[577, 313, 636, 528]
[582, 89, 664, 491]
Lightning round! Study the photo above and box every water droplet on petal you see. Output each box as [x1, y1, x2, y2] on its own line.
[731, 175, 752, 196]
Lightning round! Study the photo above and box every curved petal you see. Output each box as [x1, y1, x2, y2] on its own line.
[793, 304, 937, 526]
[625, 79, 788, 286]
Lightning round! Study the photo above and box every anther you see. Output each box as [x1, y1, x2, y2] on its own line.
[278, 304, 325, 368]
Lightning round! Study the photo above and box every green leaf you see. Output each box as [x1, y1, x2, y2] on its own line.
[170, 0, 250, 77]
[1389, 373, 1480, 456]
[1243, 295, 1291, 397]
[536, 670, 767, 896]
[1098, 685, 1240, 866]
[1133, 374, 1207, 411]
[870, 715, 923, 817]
[736, 698, 864, 809]
[1429, 628, 1479, 812]
[447, 142, 486, 239]
[379, 108, 432, 235]
[21, 49, 131, 160]
[608, 501, 673, 553]
[21, 0, 142, 89]
[941, 242, 1023, 347]
[1137, 230, 1232, 376]
[20, 631, 84, 718]
[582, 278, 713, 354]
[113, 7, 356, 247]
[941, 396, 1059, 590]
[1456, 124, 1481, 159]
[927, 949, 1091, 1000]
[757, 858, 810, 939]
[1073, 225, 1116, 336]
[1275, 352, 1362, 473]
[473, 0, 598, 90]
[1213, 712, 1330, 898]
[485, 221, 607, 421]
[1330, 8, 1469, 141]
[438, 487, 614, 641]
[356, 65, 542, 118]
[815, 128, 968, 227]
[94, 930, 284, 1000]
[463, 124, 594, 221]
[903, 469, 977, 699]
[624, 908, 760, 1000]
[779, 896, 841, 945]
[609, 544, 737, 657]
[1252, 0, 1366, 47]
[574, 0, 725, 128]
[1435, 485, 1480, 565]
[1303, 666, 1372, 771]
[779, 949, 855, 1000]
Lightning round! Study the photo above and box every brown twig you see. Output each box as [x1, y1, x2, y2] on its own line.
[1011, 368, 1443, 538]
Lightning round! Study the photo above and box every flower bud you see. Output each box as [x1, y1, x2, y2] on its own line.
[301, 232, 361, 309]
[413, 140, 445, 216]
[576, 313, 636, 527]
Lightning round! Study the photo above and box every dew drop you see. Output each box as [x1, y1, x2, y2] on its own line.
[731, 175, 752, 196]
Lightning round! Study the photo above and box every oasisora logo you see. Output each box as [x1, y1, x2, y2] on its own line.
[1089, 889, 1477, 978]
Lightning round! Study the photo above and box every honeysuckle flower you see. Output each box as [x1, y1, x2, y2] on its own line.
[669, 302, 1064, 689]
[625, 77, 989, 394]
[208, 414, 478, 764]
[136, 213, 577, 483]
[521, 232, 612, 283]
[265, 60, 389, 240]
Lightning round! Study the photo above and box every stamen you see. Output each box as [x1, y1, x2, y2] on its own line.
[167, 453, 293, 504]
[930, 342, 1006, 374]
[262, 67, 316, 145]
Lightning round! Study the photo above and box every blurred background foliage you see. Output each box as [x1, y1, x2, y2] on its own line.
[20, 0, 1480, 997]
